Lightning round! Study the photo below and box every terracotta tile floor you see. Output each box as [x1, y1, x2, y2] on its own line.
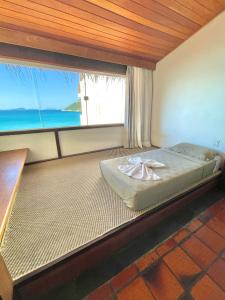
[87, 197, 225, 300]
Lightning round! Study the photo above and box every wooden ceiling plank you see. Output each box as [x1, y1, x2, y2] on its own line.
[4, 0, 167, 50]
[216, 0, 225, 7]
[0, 1, 170, 55]
[175, 0, 219, 19]
[83, 0, 188, 39]
[133, 0, 200, 30]
[108, 0, 194, 36]
[31, 0, 180, 47]
[154, 0, 208, 25]
[195, 0, 224, 12]
[0, 27, 157, 69]
[0, 13, 164, 61]
[5, 0, 174, 52]
[0, 3, 168, 57]
[58, 0, 182, 44]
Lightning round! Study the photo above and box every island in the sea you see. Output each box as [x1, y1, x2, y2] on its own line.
[63, 99, 81, 112]
[0, 108, 26, 111]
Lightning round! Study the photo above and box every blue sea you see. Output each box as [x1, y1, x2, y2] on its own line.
[0, 110, 81, 131]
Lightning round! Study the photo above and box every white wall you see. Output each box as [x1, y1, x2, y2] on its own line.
[0, 126, 124, 162]
[59, 126, 124, 156]
[152, 12, 225, 152]
[0, 132, 58, 162]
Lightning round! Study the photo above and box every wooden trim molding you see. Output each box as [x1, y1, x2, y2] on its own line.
[0, 254, 13, 300]
[0, 149, 28, 300]
[0, 149, 28, 243]
[54, 131, 62, 159]
[0, 27, 156, 70]
[0, 123, 124, 136]
[0, 43, 127, 75]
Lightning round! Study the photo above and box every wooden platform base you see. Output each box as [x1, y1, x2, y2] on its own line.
[13, 174, 221, 300]
[0, 255, 13, 300]
[0, 149, 28, 300]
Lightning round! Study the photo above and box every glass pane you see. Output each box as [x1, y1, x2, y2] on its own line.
[0, 64, 81, 131]
[0, 64, 41, 131]
[33, 67, 80, 128]
[0, 63, 125, 131]
[79, 74, 125, 126]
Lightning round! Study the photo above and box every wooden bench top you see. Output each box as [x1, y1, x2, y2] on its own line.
[0, 148, 28, 243]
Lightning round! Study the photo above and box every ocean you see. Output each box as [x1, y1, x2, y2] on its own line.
[0, 110, 81, 131]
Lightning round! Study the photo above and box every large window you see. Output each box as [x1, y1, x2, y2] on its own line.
[0, 63, 125, 131]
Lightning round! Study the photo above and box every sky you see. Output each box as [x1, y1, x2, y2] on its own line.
[0, 63, 80, 110]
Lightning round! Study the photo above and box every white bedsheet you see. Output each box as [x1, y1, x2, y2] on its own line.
[118, 157, 165, 180]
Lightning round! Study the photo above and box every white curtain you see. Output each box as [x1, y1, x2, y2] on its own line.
[124, 66, 153, 148]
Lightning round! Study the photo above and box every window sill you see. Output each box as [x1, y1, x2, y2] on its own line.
[0, 123, 124, 136]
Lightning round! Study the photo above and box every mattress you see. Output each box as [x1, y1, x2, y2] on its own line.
[100, 148, 217, 211]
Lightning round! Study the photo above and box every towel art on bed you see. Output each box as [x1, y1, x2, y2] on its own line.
[118, 156, 165, 181]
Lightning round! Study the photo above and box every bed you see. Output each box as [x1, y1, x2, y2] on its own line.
[100, 143, 222, 211]
[0, 145, 223, 300]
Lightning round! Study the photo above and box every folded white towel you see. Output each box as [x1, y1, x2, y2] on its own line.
[118, 156, 165, 181]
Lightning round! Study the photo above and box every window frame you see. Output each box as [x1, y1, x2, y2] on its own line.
[0, 58, 126, 133]
[0, 123, 124, 136]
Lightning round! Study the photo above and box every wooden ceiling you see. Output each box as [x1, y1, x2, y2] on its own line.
[0, 0, 224, 69]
